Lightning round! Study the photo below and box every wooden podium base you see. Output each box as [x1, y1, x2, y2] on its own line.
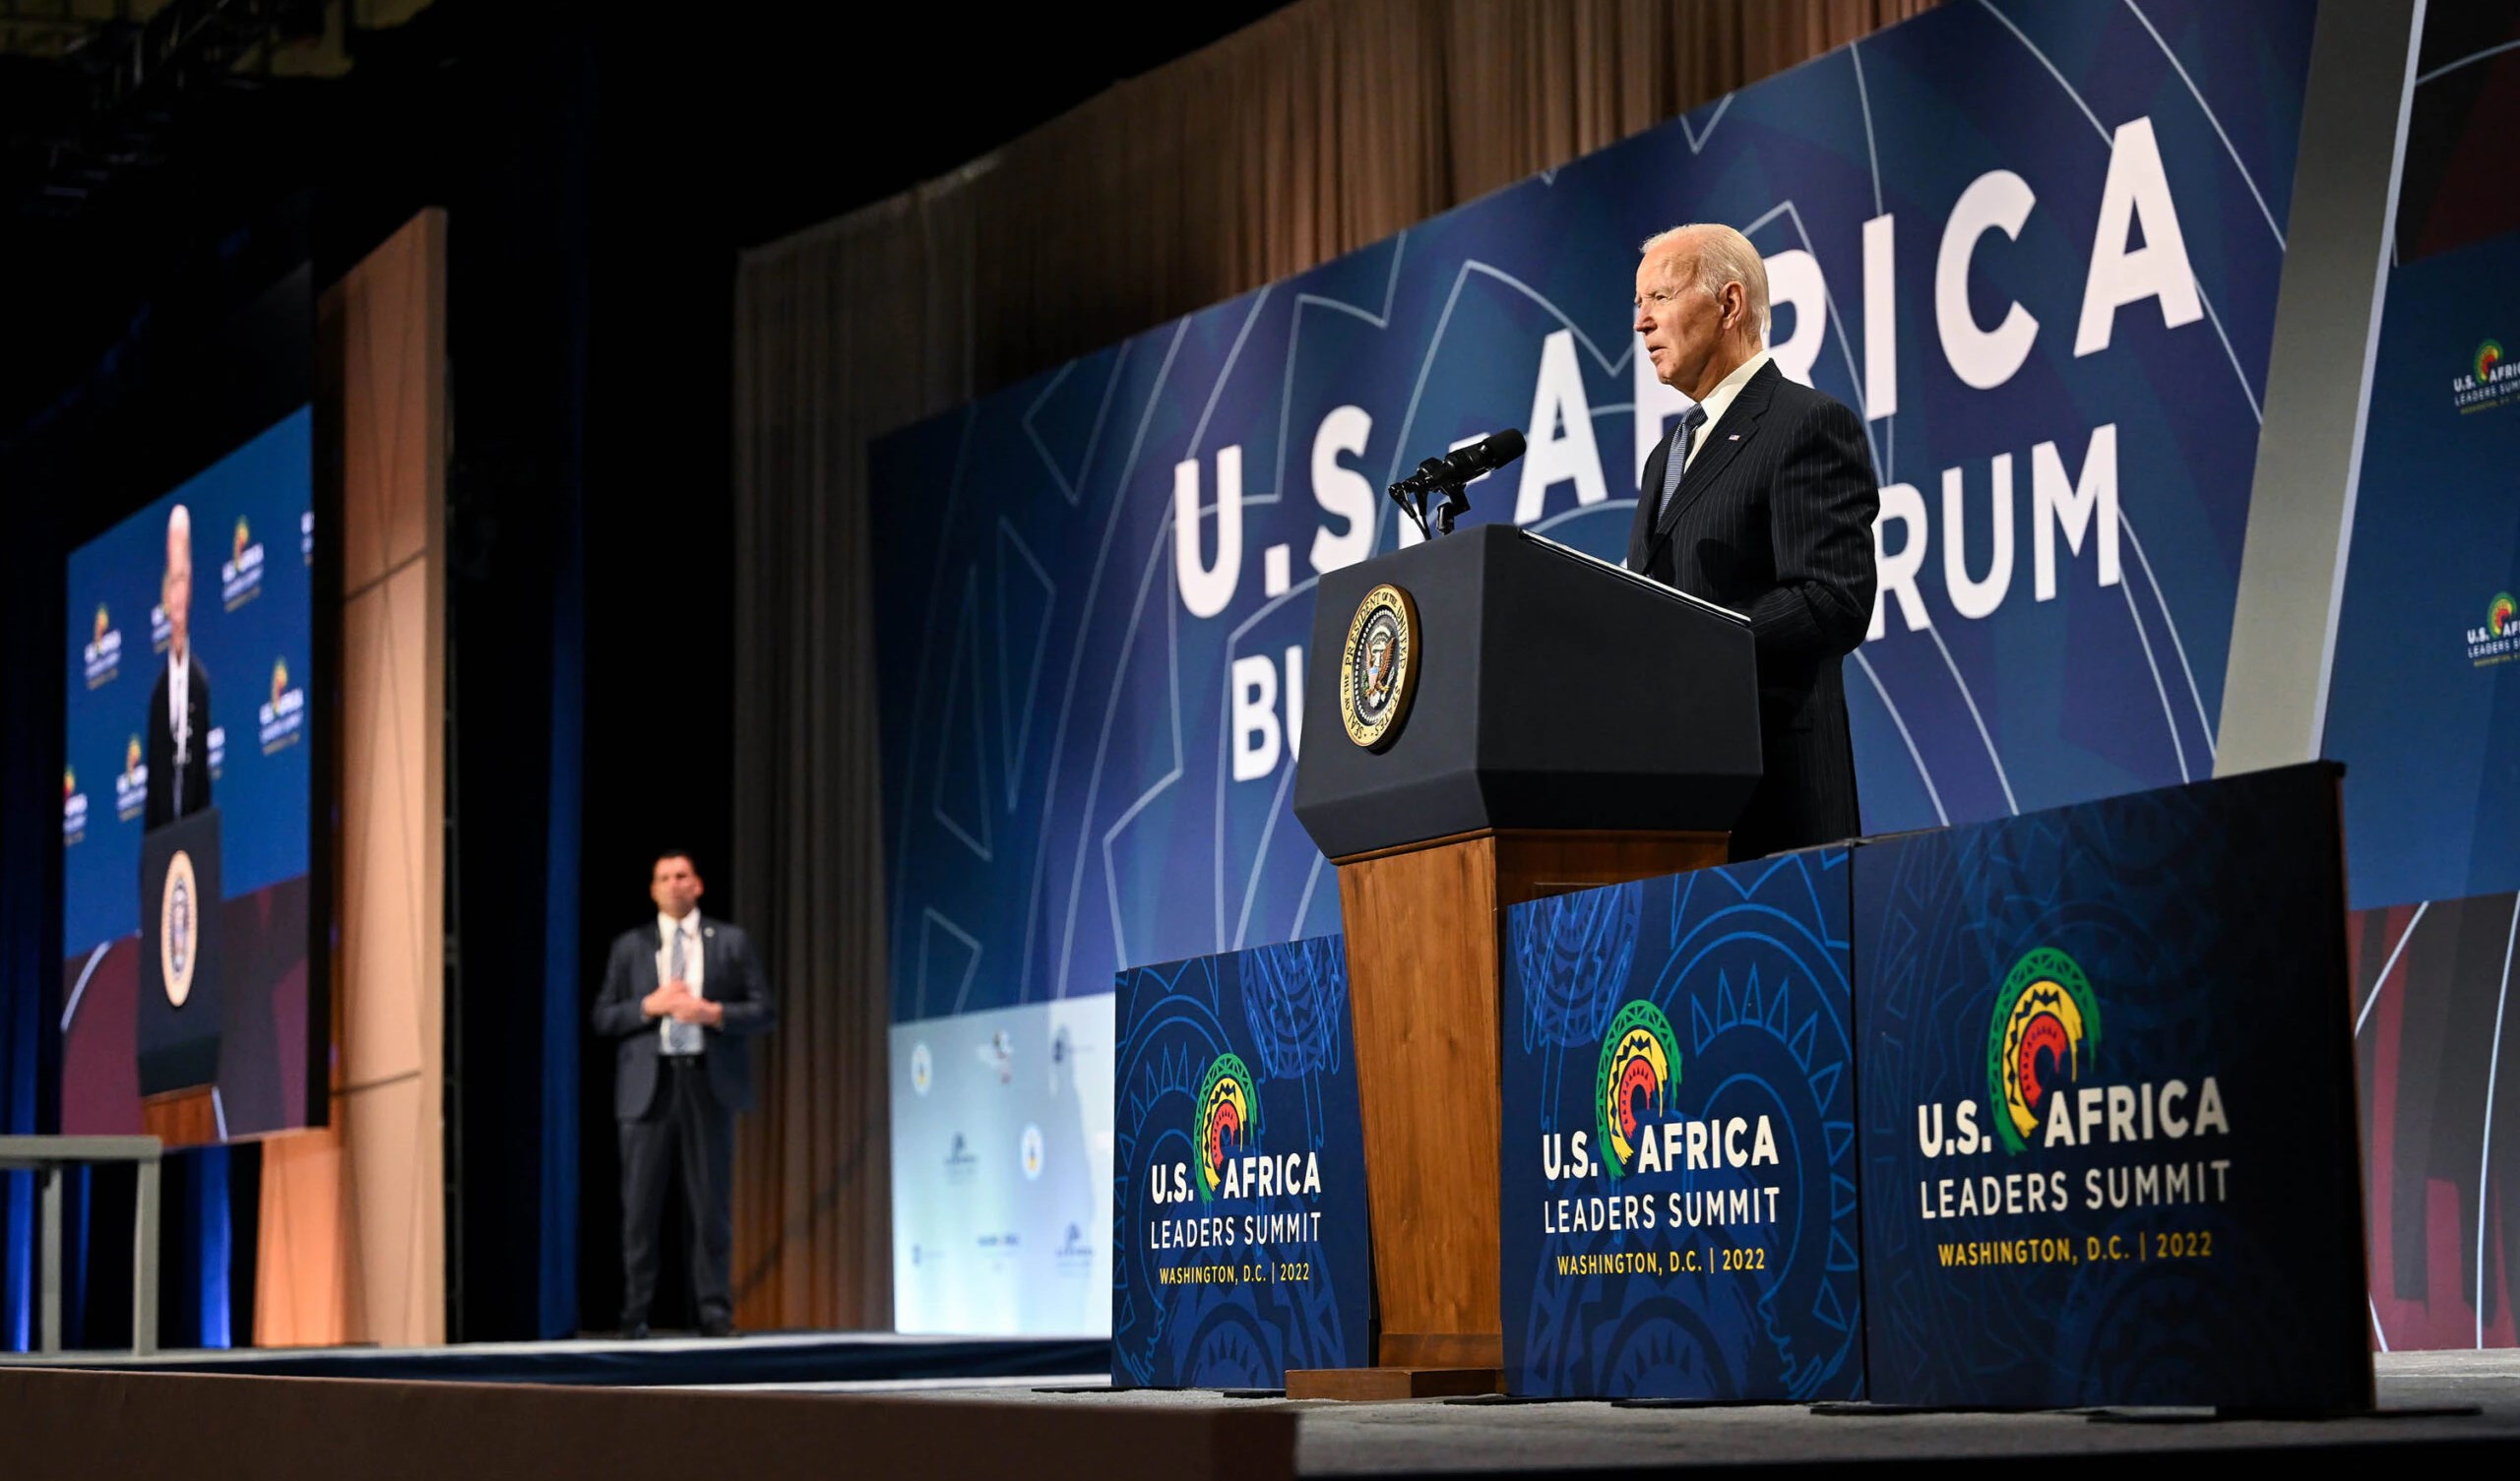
[1329, 827, 1726, 1388]
[1285, 1365, 1503, 1400]
[141, 1086, 218, 1147]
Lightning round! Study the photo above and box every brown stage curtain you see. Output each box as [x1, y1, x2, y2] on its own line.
[728, 0, 1937, 1332]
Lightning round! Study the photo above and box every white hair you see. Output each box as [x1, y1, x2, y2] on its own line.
[166, 503, 192, 565]
[1639, 223, 1770, 341]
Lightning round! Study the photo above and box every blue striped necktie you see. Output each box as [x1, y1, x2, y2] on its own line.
[1659, 404, 1707, 523]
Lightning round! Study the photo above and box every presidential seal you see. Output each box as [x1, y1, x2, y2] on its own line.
[159, 847, 200, 1009]
[1340, 583, 1420, 750]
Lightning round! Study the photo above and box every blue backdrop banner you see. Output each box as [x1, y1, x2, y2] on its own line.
[2323, 226, 2520, 910]
[1852, 763, 2370, 1409]
[1500, 851, 1863, 1401]
[1112, 936, 1370, 1387]
[870, 0, 2316, 1327]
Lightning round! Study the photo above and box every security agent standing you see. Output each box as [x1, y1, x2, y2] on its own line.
[591, 850, 777, 1337]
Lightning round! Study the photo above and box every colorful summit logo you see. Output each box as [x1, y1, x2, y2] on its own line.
[114, 733, 147, 822]
[62, 766, 88, 844]
[221, 515, 267, 609]
[2468, 591, 2520, 665]
[1595, 1000, 1680, 1180]
[82, 602, 123, 687]
[1195, 1052, 1258, 1201]
[259, 655, 306, 752]
[1985, 947, 2101, 1154]
[2456, 338, 2520, 412]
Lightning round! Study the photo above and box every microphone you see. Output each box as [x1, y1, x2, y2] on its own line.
[1386, 428, 1529, 537]
[1435, 428, 1527, 483]
[1427, 429, 1527, 535]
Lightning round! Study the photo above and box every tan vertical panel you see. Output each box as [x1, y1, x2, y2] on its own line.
[252, 1101, 347, 1346]
[339, 560, 435, 1095]
[257, 208, 446, 1348]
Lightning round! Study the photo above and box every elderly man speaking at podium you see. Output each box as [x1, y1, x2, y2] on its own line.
[1625, 223, 1879, 860]
[146, 503, 213, 829]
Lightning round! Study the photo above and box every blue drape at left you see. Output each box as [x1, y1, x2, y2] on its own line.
[0, 501, 62, 1350]
[3, 374, 252, 1354]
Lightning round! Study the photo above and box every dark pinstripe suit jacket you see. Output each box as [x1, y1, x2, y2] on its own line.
[1624, 359, 1879, 859]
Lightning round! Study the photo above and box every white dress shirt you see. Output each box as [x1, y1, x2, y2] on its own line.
[1682, 348, 1773, 472]
[167, 644, 192, 765]
[656, 911, 707, 1056]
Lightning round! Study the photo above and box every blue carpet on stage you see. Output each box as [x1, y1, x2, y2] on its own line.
[0, 1331, 1109, 1388]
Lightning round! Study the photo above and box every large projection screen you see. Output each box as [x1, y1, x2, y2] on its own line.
[61, 386, 325, 1145]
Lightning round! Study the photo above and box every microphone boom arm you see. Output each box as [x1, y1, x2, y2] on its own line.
[1386, 429, 1527, 540]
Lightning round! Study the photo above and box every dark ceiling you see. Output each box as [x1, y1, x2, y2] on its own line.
[0, 0, 1294, 437]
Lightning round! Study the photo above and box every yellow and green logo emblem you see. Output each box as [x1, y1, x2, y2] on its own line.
[1194, 1053, 1259, 1201]
[1595, 1000, 1680, 1180]
[1986, 947, 2101, 1153]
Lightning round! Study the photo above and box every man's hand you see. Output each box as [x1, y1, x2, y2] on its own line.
[665, 995, 724, 1028]
[643, 979, 694, 1018]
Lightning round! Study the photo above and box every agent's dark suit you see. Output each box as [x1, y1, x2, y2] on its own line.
[144, 654, 213, 829]
[590, 914, 776, 1330]
[1626, 360, 1878, 860]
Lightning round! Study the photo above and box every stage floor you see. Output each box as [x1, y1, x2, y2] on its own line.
[752, 1349, 2520, 1472]
[2, 1344, 2513, 1478]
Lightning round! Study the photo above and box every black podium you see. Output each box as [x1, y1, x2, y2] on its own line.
[138, 806, 223, 1101]
[1286, 524, 1762, 1396]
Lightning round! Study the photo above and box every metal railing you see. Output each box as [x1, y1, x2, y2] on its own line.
[0, 1136, 163, 1355]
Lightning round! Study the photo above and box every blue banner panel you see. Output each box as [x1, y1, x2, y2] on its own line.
[870, 0, 2317, 1024]
[872, 0, 2316, 1327]
[2324, 226, 2520, 910]
[1112, 936, 1370, 1387]
[1853, 764, 2370, 1409]
[1500, 852, 1862, 1400]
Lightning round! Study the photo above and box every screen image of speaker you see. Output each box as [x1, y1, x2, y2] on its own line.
[61, 404, 322, 1145]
